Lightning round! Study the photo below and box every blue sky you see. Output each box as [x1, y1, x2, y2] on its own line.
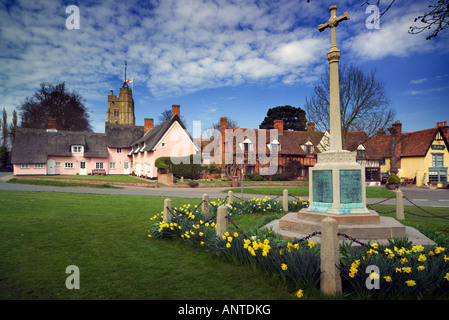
[1, 0, 448, 137]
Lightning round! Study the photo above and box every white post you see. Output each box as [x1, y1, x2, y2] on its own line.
[283, 189, 289, 211]
[320, 217, 342, 295]
[396, 189, 404, 220]
[202, 193, 209, 218]
[227, 190, 233, 204]
[163, 198, 172, 223]
[216, 205, 228, 237]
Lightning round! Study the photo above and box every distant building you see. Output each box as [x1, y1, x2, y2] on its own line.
[12, 86, 196, 177]
[357, 121, 449, 187]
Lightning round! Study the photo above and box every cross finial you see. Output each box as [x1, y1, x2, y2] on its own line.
[318, 5, 349, 48]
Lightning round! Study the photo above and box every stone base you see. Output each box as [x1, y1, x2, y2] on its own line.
[270, 209, 436, 247]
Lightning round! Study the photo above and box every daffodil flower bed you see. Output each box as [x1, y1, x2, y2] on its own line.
[340, 243, 449, 299]
[148, 197, 449, 299]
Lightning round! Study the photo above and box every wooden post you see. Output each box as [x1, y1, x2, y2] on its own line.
[283, 189, 289, 211]
[227, 190, 233, 204]
[396, 189, 404, 220]
[216, 205, 228, 237]
[163, 198, 172, 223]
[202, 193, 209, 218]
[320, 217, 342, 295]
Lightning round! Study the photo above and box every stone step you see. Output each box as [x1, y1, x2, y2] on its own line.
[278, 211, 406, 240]
[267, 212, 436, 247]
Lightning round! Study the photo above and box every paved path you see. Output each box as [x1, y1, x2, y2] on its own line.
[0, 173, 448, 207]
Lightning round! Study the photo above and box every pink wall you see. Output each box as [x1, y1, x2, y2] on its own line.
[132, 121, 198, 178]
[13, 147, 133, 176]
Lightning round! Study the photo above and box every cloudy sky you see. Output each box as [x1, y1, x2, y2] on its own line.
[1, 0, 448, 135]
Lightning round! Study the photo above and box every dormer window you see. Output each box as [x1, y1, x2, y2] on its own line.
[242, 138, 253, 152]
[303, 141, 314, 154]
[71, 145, 84, 153]
[357, 144, 366, 159]
[269, 139, 281, 153]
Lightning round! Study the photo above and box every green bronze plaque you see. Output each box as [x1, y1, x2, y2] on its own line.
[340, 170, 362, 204]
[313, 170, 333, 203]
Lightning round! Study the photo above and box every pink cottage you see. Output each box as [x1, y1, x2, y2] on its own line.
[12, 86, 198, 178]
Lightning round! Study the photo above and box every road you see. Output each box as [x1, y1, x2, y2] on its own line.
[0, 173, 448, 208]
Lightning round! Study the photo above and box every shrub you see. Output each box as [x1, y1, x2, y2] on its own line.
[387, 174, 400, 184]
[188, 181, 199, 188]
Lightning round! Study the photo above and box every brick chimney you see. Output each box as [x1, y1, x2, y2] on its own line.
[144, 118, 154, 134]
[307, 122, 315, 133]
[46, 118, 57, 132]
[392, 120, 402, 137]
[440, 120, 448, 137]
[172, 105, 180, 117]
[274, 120, 284, 135]
[220, 117, 227, 133]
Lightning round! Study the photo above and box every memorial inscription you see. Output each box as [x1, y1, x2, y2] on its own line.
[340, 170, 362, 203]
[313, 170, 333, 203]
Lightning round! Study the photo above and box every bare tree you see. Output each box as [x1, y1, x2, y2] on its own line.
[359, 0, 448, 40]
[304, 64, 395, 149]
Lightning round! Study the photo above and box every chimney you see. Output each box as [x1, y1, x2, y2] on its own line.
[144, 118, 154, 134]
[172, 105, 180, 117]
[46, 118, 57, 132]
[392, 120, 402, 137]
[220, 117, 227, 133]
[307, 122, 315, 133]
[274, 120, 284, 135]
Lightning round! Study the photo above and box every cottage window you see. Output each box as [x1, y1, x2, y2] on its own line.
[117, 148, 122, 154]
[55, 162, 61, 167]
[114, 110, 119, 117]
[96, 162, 104, 169]
[71, 145, 84, 153]
[110, 162, 116, 169]
[304, 145, 314, 154]
[65, 162, 74, 169]
[21, 163, 29, 169]
[246, 165, 255, 174]
[34, 163, 44, 169]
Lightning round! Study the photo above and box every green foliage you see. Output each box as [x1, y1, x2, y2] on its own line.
[155, 156, 171, 172]
[387, 174, 400, 184]
[259, 105, 307, 131]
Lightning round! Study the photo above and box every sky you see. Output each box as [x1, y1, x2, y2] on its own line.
[1, 0, 448, 137]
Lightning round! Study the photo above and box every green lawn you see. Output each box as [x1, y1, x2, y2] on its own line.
[0, 191, 293, 300]
[1, 191, 447, 300]
[224, 186, 396, 198]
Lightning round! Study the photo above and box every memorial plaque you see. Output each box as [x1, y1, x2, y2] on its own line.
[313, 170, 333, 203]
[340, 169, 362, 203]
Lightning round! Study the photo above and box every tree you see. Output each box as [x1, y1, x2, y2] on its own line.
[1, 108, 7, 147]
[304, 64, 395, 149]
[9, 110, 18, 146]
[259, 105, 307, 131]
[360, 0, 448, 40]
[158, 108, 188, 129]
[19, 82, 92, 132]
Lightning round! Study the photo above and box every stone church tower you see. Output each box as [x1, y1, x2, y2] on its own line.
[106, 86, 135, 126]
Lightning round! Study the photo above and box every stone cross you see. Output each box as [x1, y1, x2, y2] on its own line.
[318, 5, 349, 151]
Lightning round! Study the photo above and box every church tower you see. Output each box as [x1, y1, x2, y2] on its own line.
[106, 87, 135, 125]
[106, 61, 135, 126]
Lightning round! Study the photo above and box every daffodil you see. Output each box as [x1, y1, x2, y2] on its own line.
[405, 280, 416, 287]
[383, 276, 392, 282]
[296, 289, 303, 298]
[281, 263, 288, 271]
[418, 254, 427, 262]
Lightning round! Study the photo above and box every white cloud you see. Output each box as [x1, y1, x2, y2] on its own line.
[410, 78, 428, 84]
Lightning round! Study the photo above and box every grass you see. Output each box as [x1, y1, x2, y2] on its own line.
[7, 178, 123, 189]
[0, 191, 294, 300]
[224, 186, 396, 198]
[1, 191, 447, 300]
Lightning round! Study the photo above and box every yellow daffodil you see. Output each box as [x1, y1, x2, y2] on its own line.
[226, 242, 231, 248]
[417, 265, 425, 271]
[405, 280, 416, 287]
[418, 254, 427, 262]
[281, 263, 288, 271]
[383, 276, 392, 282]
[296, 289, 303, 298]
